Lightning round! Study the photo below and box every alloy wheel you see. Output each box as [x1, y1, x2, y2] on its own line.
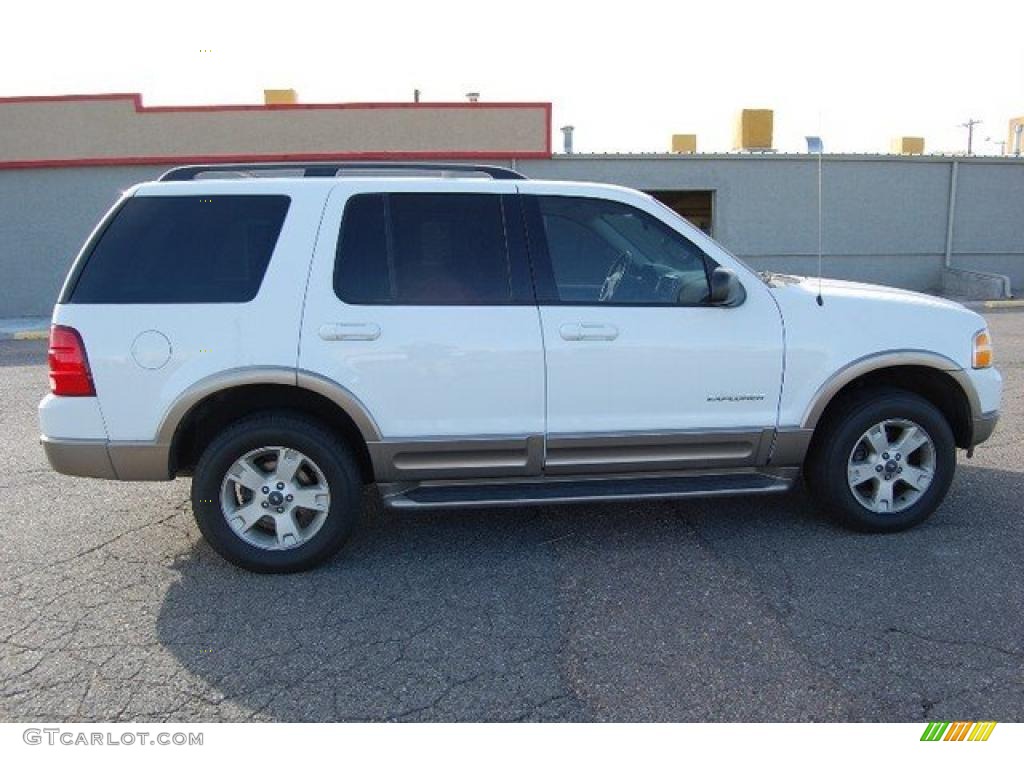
[219, 445, 331, 550]
[846, 419, 936, 515]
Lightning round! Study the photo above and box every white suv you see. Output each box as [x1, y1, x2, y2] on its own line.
[39, 162, 1002, 573]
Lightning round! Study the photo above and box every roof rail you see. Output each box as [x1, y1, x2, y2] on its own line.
[158, 162, 526, 181]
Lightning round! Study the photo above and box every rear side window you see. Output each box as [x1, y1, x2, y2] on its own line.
[334, 193, 511, 304]
[69, 195, 290, 304]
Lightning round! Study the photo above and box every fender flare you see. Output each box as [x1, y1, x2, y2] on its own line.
[799, 349, 980, 431]
[157, 366, 383, 449]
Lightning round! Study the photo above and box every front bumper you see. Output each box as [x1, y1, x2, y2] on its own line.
[951, 366, 1001, 449]
[971, 410, 1000, 447]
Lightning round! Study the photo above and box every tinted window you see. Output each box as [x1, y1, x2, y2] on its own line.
[69, 195, 289, 304]
[334, 194, 391, 302]
[537, 196, 711, 305]
[541, 213, 620, 302]
[335, 193, 511, 304]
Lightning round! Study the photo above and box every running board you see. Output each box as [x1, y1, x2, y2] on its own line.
[379, 469, 798, 510]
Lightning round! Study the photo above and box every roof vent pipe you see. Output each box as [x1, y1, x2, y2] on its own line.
[466, 92, 480, 103]
[561, 125, 575, 155]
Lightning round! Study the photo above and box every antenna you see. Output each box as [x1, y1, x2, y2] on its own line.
[806, 135, 825, 306]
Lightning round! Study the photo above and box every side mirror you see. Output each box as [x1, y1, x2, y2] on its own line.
[708, 267, 744, 306]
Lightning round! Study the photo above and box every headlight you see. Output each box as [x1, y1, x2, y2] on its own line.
[973, 329, 993, 369]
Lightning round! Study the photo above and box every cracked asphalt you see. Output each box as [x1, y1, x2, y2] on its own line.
[1, 309, 1023, 722]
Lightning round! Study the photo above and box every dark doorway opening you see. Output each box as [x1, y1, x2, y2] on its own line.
[647, 190, 714, 235]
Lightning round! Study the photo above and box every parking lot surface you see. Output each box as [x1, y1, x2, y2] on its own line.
[1, 310, 1022, 722]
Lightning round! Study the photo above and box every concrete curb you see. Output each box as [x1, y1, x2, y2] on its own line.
[961, 299, 1024, 311]
[0, 318, 49, 341]
[942, 267, 1012, 302]
[8, 330, 49, 340]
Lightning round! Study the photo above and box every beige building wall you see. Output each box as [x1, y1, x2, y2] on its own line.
[0, 94, 552, 167]
[1009, 116, 1024, 156]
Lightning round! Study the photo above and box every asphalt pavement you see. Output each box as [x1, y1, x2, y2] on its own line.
[1, 309, 1022, 722]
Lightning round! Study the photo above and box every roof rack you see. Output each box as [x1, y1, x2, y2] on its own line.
[159, 162, 526, 182]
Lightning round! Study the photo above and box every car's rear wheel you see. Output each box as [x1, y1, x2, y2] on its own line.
[191, 413, 362, 572]
[805, 387, 956, 532]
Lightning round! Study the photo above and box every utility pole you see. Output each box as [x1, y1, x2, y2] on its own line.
[985, 137, 1007, 155]
[959, 118, 982, 155]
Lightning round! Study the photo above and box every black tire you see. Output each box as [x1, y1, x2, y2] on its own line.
[191, 413, 362, 573]
[804, 387, 956, 532]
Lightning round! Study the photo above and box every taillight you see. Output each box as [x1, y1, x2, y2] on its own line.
[48, 325, 95, 396]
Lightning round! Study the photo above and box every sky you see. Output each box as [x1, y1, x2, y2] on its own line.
[3, 0, 1021, 155]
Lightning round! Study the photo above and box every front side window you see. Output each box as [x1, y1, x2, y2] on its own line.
[69, 195, 290, 304]
[536, 196, 712, 305]
[334, 193, 511, 305]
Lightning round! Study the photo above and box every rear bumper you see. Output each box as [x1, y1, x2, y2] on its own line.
[41, 437, 117, 479]
[41, 436, 172, 481]
[39, 394, 172, 480]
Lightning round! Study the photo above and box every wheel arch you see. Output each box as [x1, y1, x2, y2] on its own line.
[801, 351, 977, 449]
[163, 368, 380, 482]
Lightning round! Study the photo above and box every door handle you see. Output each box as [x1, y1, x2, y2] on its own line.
[559, 323, 582, 341]
[559, 322, 619, 341]
[579, 322, 619, 341]
[318, 322, 381, 341]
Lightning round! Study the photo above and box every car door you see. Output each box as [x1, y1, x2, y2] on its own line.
[521, 189, 785, 475]
[299, 180, 545, 482]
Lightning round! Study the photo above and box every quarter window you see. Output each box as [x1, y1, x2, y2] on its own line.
[69, 195, 290, 304]
[535, 196, 712, 305]
[334, 193, 512, 305]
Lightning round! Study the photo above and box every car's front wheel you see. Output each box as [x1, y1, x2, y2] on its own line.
[805, 387, 956, 532]
[191, 413, 362, 573]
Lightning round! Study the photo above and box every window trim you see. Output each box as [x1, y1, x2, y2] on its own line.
[59, 194, 132, 304]
[332, 191, 533, 307]
[521, 194, 724, 308]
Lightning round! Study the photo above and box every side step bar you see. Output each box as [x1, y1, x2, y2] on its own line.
[380, 469, 798, 510]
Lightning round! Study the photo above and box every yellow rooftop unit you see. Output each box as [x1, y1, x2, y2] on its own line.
[671, 134, 697, 153]
[264, 89, 298, 105]
[892, 136, 925, 155]
[733, 109, 773, 151]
